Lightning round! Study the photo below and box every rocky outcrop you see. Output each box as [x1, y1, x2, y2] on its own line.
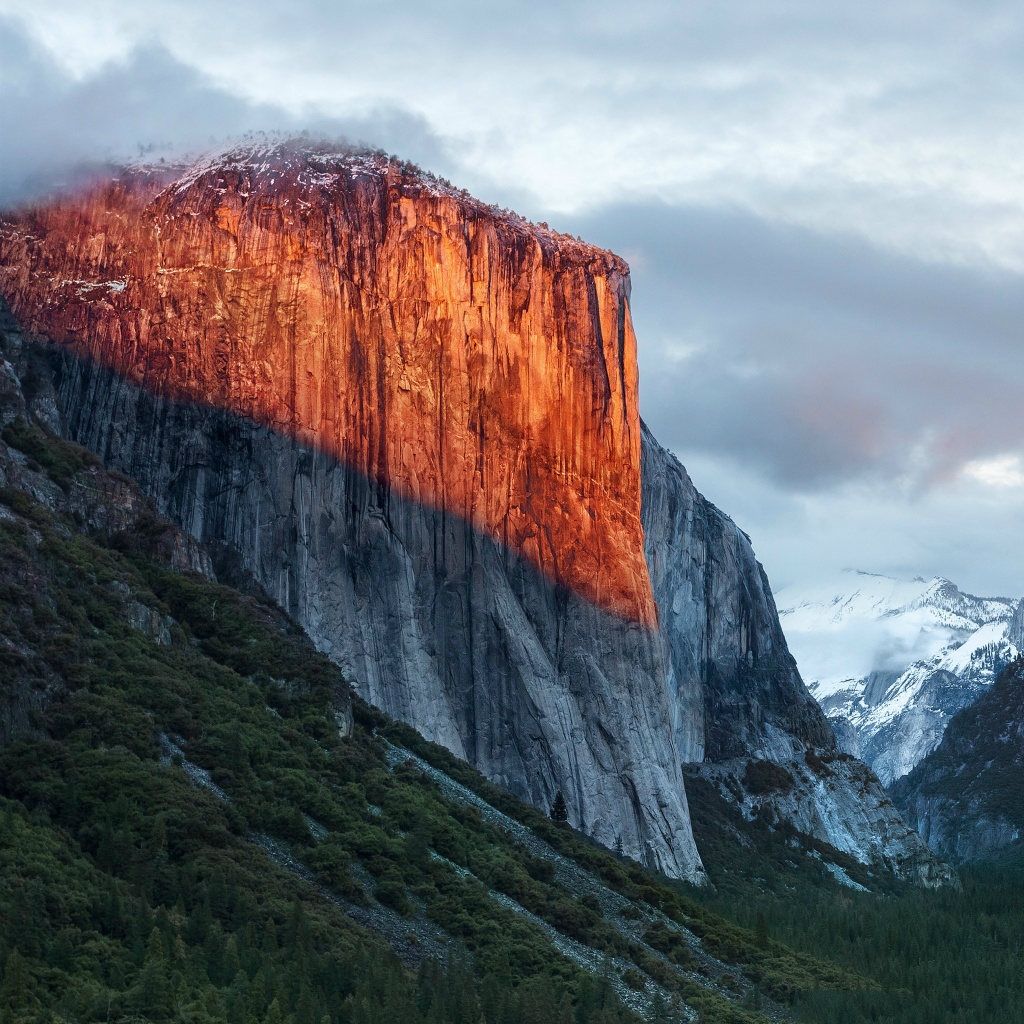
[33, 351, 702, 880]
[1008, 597, 1024, 651]
[0, 312, 219, 744]
[828, 716, 862, 759]
[641, 430, 952, 886]
[891, 658, 1024, 864]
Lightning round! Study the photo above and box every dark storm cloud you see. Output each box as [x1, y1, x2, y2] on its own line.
[0, 17, 452, 206]
[564, 202, 1024, 490]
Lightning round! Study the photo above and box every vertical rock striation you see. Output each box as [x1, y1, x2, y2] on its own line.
[43, 355, 702, 879]
[0, 141, 701, 880]
[641, 424, 831, 765]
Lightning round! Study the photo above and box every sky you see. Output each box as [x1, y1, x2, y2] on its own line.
[2, 0, 1023, 597]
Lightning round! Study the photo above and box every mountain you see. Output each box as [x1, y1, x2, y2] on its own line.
[777, 571, 1021, 785]
[0, 137, 946, 886]
[4, 361, 1024, 1023]
[1, 386, 875, 1024]
[891, 658, 1024, 864]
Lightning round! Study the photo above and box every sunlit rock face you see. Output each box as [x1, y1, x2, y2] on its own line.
[0, 142, 654, 627]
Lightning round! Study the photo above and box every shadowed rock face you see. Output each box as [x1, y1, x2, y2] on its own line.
[0, 141, 700, 879]
[0, 306, 220, 746]
[641, 425, 833, 766]
[41, 348, 704, 882]
[642, 429, 954, 887]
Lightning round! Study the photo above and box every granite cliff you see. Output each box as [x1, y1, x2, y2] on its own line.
[0, 139, 946, 884]
[642, 430, 952, 886]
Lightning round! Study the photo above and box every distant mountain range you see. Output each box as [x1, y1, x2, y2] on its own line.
[777, 571, 1024, 785]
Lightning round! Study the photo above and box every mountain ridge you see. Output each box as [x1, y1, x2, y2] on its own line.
[891, 657, 1024, 863]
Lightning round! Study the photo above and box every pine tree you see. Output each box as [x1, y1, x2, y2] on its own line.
[550, 791, 568, 823]
[0, 948, 30, 1009]
[136, 926, 173, 1015]
[755, 911, 769, 948]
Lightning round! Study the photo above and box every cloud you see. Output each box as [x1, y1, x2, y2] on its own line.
[558, 200, 1024, 492]
[0, 17, 454, 206]
[7, 1, 1024, 266]
[672, 446, 1024, 597]
[962, 455, 1024, 489]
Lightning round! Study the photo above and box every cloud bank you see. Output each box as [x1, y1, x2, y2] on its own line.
[565, 201, 1024, 493]
[0, 17, 453, 205]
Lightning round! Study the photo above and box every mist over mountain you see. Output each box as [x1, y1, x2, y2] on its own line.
[778, 571, 1022, 784]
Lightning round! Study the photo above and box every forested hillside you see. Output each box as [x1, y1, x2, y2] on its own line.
[0, 414, 858, 1024]
[890, 657, 1024, 863]
[2, 388, 1023, 1024]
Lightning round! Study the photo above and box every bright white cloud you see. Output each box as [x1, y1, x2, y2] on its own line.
[962, 454, 1024, 489]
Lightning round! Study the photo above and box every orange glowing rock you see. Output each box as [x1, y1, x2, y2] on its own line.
[0, 142, 657, 626]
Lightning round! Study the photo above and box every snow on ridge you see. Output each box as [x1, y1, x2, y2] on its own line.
[127, 133, 611, 263]
[940, 619, 1013, 674]
[779, 569, 1022, 784]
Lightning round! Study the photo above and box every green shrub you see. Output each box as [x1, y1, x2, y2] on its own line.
[741, 759, 795, 795]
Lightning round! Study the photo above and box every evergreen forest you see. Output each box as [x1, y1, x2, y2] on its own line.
[1, 420, 1023, 1024]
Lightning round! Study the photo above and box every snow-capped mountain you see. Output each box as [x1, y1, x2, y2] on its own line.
[777, 571, 1023, 785]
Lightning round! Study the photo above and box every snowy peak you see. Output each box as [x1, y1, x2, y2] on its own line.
[780, 571, 1011, 632]
[778, 571, 1020, 785]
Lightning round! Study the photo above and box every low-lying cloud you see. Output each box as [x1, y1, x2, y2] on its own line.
[0, 17, 453, 206]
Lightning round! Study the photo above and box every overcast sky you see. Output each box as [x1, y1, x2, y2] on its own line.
[2, 1, 1023, 597]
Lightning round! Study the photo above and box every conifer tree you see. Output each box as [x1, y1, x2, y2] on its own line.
[550, 790, 568, 823]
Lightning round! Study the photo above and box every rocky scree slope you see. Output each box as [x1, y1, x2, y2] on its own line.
[891, 657, 1024, 864]
[0, 139, 944, 886]
[777, 572, 1022, 785]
